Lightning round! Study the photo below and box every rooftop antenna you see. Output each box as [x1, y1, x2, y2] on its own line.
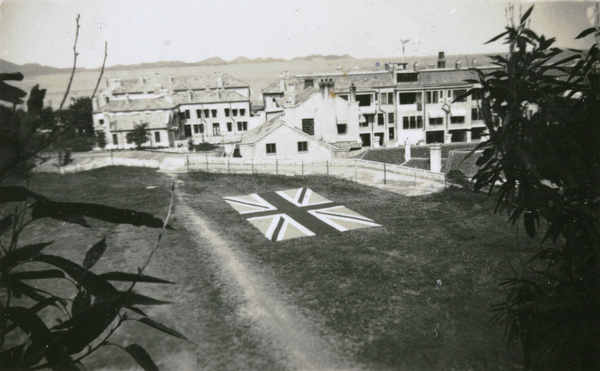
[400, 39, 410, 63]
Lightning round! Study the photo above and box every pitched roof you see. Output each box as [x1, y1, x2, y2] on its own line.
[275, 87, 319, 107]
[399, 68, 480, 88]
[94, 97, 175, 113]
[262, 77, 302, 94]
[240, 114, 286, 144]
[172, 90, 249, 105]
[109, 111, 171, 132]
[295, 71, 395, 92]
[111, 73, 249, 95]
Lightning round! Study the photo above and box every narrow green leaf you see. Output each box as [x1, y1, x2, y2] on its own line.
[0, 213, 14, 237]
[137, 317, 191, 343]
[520, 5, 534, 25]
[524, 212, 536, 238]
[99, 271, 174, 284]
[9, 269, 65, 280]
[123, 344, 159, 371]
[121, 292, 171, 306]
[31, 201, 170, 229]
[0, 241, 54, 269]
[32, 254, 118, 298]
[83, 238, 107, 270]
[71, 290, 91, 317]
[486, 30, 509, 44]
[0, 186, 49, 204]
[575, 27, 597, 39]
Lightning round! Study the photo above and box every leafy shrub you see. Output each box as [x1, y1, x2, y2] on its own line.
[445, 169, 471, 189]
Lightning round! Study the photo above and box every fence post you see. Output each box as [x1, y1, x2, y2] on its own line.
[384, 163, 387, 185]
[186, 155, 189, 173]
[205, 155, 208, 173]
[276, 158, 278, 175]
[227, 156, 230, 174]
[301, 160, 304, 179]
[414, 168, 417, 186]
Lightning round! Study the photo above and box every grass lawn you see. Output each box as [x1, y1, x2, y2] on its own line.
[4, 167, 537, 370]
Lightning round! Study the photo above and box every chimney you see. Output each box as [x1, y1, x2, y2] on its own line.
[279, 72, 286, 92]
[215, 72, 223, 89]
[437, 51, 446, 68]
[187, 90, 193, 102]
[455, 60, 461, 70]
[413, 62, 419, 71]
[353, 66, 359, 72]
[349, 83, 356, 102]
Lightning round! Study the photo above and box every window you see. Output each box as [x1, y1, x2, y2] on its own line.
[471, 107, 482, 121]
[212, 123, 220, 135]
[237, 121, 247, 131]
[184, 125, 192, 137]
[381, 92, 394, 105]
[302, 119, 314, 135]
[211, 109, 217, 118]
[402, 116, 424, 129]
[451, 116, 465, 124]
[399, 92, 420, 105]
[178, 112, 186, 120]
[203, 109, 209, 118]
[360, 121, 369, 127]
[240, 109, 246, 116]
[193, 125, 200, 134]
[227, 122, 232, 132]
[378, 113, 385, 126]
[154, 132, 161, 142]
[396, 73, 418, 83]
[99, 119, 104, 125]
[429, 117, 443, 126]
[224, 108, 230, 117]
[389, 127, 395, 140]
[112, 134, 118, 145]
[266, 143, 276, 154]
[337, 124, 347, 134]
[452, 89, 468, 102]
[388, 112, 395, 124]
[297, 141, 308, 152]
[196, 109, 202, 119]
[185, 110, 190, 119]
[199, 124, 204, 133]
[426, 91, 440, 104]
[232, 109, 238, 116]
[356, 94, 372, 107]
[388, 92, 394, 105]
[304, 79, 314, 88]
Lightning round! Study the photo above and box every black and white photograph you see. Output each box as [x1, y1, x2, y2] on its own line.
[1, 0, 599, 369]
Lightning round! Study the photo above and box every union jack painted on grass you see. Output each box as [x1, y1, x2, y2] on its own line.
[223, 188, 380, 241]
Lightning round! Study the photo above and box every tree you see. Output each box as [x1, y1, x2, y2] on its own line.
[465, 5, 599, 369]
[65, 97, 94, 137]
[1, 15, 188, 370]
[97, 131, 107, 149]
[126, 123, 151, 149]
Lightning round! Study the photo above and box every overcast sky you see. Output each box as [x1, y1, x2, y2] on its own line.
[0, 0, 597, 68]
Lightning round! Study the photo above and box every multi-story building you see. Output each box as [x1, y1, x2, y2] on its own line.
[92, 73, 252, 149]
[262, 52, 492, 147]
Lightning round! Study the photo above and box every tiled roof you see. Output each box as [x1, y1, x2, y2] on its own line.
[240, 114, 286, 144]
[403, 68, 480, 88]
[295, 71, 395, 92]
[94, 97, 175, 113]
[262, 77, 302, 94]
[275, 87, 318, 107]
[172, 90, 249, 105]
[112, 73, 249, 94]
[109, 111, 171, 132]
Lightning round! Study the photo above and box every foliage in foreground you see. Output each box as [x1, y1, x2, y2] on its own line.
[0, 16, 188, 370]
[465, 6, 600, 370]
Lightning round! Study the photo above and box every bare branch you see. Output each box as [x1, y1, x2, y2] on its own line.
[91, 41, 108, 100]
[58, 14, 80, 112]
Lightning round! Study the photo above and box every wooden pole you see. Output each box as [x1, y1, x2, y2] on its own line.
[205, 155, 208, 173]
[227, 156, 230, 174]
[301, 160, 304, 179]
[186, 155, 189, 173]
[384, 163, 387, 185]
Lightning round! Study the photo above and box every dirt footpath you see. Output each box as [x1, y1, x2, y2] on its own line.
[170, 175, 360, 371]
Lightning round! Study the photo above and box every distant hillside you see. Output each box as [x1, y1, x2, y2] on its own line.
[0, 59, 76, 76]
